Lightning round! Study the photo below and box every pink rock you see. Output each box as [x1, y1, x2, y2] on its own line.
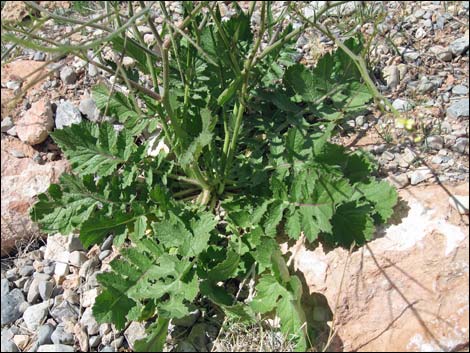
[1, 136, 69, 256]
[284, 183, 469, 352]
[16, 98, 54, 145]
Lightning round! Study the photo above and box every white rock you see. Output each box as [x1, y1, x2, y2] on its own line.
[68, 251, 87, 267]
[81, 288, 98, 307]
[449, 195, 469, 214]
[23, 300, 51, 331]
[54, 262, 69, 278]
[409, 167, 434, 185]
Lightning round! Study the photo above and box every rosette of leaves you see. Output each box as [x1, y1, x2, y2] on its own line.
[28, 2, 397, 351]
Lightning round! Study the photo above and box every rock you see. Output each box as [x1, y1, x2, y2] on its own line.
[33, 52, 46, 61]
[80, 307, 99, 335]
[188, 323, 209, 351]
[6, 125, 17, 136]
[416, 77, 435, 94]
[66, 234, 84, 252]
[59, 67, 77, 85]
[431, 155, 444, 164]
[425, 135, 444, 150]
[109, 336, 124, 350]
[99, 323, 112, 336]
[430, 45, 453, 61]
[37, 324, 55, 345]
[74, 324, 89, 352]
[402, 49, 420, 62]
[1, 136, 68, 256]
[124, 321, 146, 350]
[392, 98, 412, 112]
[285, 183, 469, 352]
[79, 97, 101, 122]
[1, 336, 19, 352]
[89, 335, 101, 348]
[54, 262, 69, 278]
[98, 250, 111, 261]
[1, 117, 14, 132]
[63, 289, 79, 304]
[1, 289, 25, 325]
[16, 98, 54, 145]
[409, 167, 434, 185]
[51, 324, 74, 345]
[452, 85, 469, 95]
[449, 36, 469, 56]
[447, 99, 470, 119]
[88, 63, 99, 77]
[143, 33, 155, 45]
[23, 300, 51, 331]
[19, 265, 34, 277]
[401, 147, 418, 166]
[177, 341, 198, 352]
[38, 280, 54, 301]
[6, 269, 18, 281]
[55, 101, 82, 129]
[381, 151, 395, 161]
[81, 288, 98, 308]
[12, 335, 29, 350]
[79, 258, 99, 278]
[100, 346, 114, 352]
[45, 234, 69, 261]
[454, 137, 469, 154]
[449, 195, 469, 214]
[1, 1, 37, 23]
[27, 278, 41, 303]
[50, 300, 79, 323]
[37, 344, 74, 352]
[415, 27, 426, 40]
[68, 251, 87, 267]
[384, 65, 400, 90]
[100, 235, 113, 251]
[122, 56, 136, 68]
[1, 279, 9, 295]
[387, 174, 410, 189]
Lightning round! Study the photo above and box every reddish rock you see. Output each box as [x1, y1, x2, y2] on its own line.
[1, 2, 37, 23]
[1, 60, 50, 118]
[1, 136, 69, 256]
[16, 98, 54, 145]
[284, 183, 469, 352]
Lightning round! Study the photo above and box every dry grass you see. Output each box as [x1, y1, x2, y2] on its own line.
[210, 320, 297, 352]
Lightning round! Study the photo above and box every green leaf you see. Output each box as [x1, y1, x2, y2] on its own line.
[51, 121, 134, 177]
[30, 174, 104, 235]
[92, 84, 139, 122]
[134, 317, 169, 352]
[217, 77, 242, 106]
[93, 245, 159, 329]
[133, 215, 148, 240]
[264, 200, 286, 237]
[250, 275, 289, 313]
[80, 211, 140, 248]
[208, 250, 240, 282]
[251, 274, 308, 351]
[330, 201, 375, 246]
[354, 180, 398, 223]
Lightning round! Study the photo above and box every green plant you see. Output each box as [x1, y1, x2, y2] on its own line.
[6, 2, 398, 351]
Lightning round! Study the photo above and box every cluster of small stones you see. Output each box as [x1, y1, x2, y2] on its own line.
[0, 233, 221, 352]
